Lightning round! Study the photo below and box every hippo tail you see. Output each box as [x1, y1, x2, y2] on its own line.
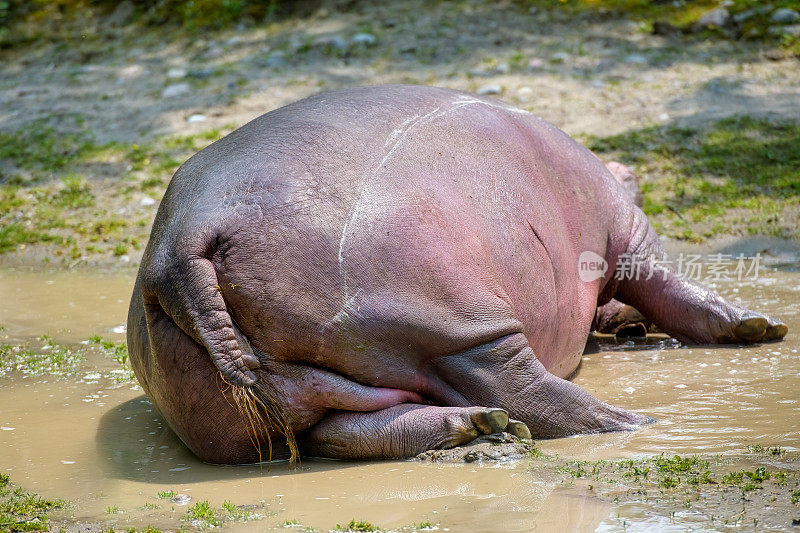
[141, 225, 298, 462]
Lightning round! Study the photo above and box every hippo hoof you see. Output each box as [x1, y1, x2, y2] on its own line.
[764, 319, 788, 341]
[732, 314, 768, 342]
[615, 323, 648, 338]
[471, 408, 510, 434]
[506, 420, 532, 439]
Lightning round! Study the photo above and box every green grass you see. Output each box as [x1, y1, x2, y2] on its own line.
[185, 500, 219, 528]
[0, 121, 233, 260]
[52, 175, 94, 209]
[0, 120, 93, 175]
[587, 116, 800, 241]
[529, 0, 800, 52]
[221, 500, 261, 521]
[335, 520, 380, 532]
[156, 490, 176, 500]
[0, 336, 84, 377]
[0, 473, 65, 532]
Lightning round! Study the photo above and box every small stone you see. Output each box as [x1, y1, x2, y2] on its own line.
[495, 62, 509, 74]
[315, 35, 348, 51]
[261, 52, 286, 68]
[764, 48, 788, 61]
[119, 255, 131, 263]
[778, 24, 800, 36]
[172, 494, 191, 505]
[225, 36, 243, 47]
[771, 8, 799, 24]
[351, 32, 377, 45]
[693, 7, 731, 29]
[161, 83, 190, 98]
[187, 67, 215, 79]
[658, 112, 670, 122]
[477, 84, 502, 95]
[187, 114, 207, 123]
[468, 68, 489, 77]
[528, 58, 545, 70]
[550, 51, 570, 63]
[516, 86, 533, 102]
[166, 67, 187, 79]
[117, 64, 144, 80]
[204, 44, 223, 59]
[590, 79, 606, 88]
[140, 197, 156, 206]
[624, 53, 647, 64]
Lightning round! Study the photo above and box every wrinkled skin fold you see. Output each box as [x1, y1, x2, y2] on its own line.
[127, 85, 788, 464]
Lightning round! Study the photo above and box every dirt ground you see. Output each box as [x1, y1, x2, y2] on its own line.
[1, 0, 799, 268]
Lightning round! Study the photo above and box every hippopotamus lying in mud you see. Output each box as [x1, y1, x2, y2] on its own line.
[127, 85, 788, 464]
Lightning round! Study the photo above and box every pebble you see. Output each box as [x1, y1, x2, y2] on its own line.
[658, 112, 670, 122]
[261, 53, 286, 68]
[477, 84, 502, 95]
[187, 67, 215, 79]
[528, 58, 545, 69]
[172, 494, 192, 505]
[693, 7, 731, 29]
[516, 86, 533, 102]
[550, 51, 570, 63]
[495, 62, 509, 74]
[204, 44, 224, 59]
[117, 64, 144, 80]
[771, 8, 799, 24]
[777, 24, 800, 36]
[166, 67, 187, 79]
[119, 255, 131, 263]
[140, 197, 156, 206]
[161, 82, 190, 98]
[315, 35, 348, 50]
[187, 114, 207, 123]
[351, 32, 377, 45]
[624, 53, 647, 64]
[590, 79, 606, 88]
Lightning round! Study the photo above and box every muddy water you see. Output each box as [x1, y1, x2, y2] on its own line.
[0, 264, 798, 532]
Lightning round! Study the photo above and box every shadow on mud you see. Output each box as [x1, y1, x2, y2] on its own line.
[95, 395, 346, 483]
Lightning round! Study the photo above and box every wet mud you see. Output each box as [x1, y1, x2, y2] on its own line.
[0, 258, 798, 531]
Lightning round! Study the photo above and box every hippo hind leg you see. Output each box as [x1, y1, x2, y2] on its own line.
[432, 333, 652, 438]
[301, 404, 531, 459]
[613, 210, 788, 344]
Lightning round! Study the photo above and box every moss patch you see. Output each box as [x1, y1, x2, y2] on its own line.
[0, 473, 65, 532]
[533, 449, 800, 529]
[586, 116, 800, 241]
[0, 121, 232, 264]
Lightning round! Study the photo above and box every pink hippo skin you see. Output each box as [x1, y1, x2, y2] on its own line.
[127, 85, 788, 463]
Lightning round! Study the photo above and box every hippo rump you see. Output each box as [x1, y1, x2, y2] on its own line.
[127, 85, 787, 464]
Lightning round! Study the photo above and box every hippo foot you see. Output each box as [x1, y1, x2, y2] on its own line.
[301, 404, 531, 460]
[715, 312, 788, 344]
[468, 408, 532, 440]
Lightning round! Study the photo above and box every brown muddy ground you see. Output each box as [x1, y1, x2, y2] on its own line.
[1, 0, 799, 267]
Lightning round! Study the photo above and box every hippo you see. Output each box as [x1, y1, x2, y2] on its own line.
[127, 85, 787, 464]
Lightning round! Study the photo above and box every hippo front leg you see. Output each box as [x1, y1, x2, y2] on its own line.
[613, 209, 788, 345]
[434, 333, 652, 438]
[301, 404, 530, 459]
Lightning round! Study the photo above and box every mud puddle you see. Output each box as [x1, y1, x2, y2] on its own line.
[1, 263, 799, 532]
